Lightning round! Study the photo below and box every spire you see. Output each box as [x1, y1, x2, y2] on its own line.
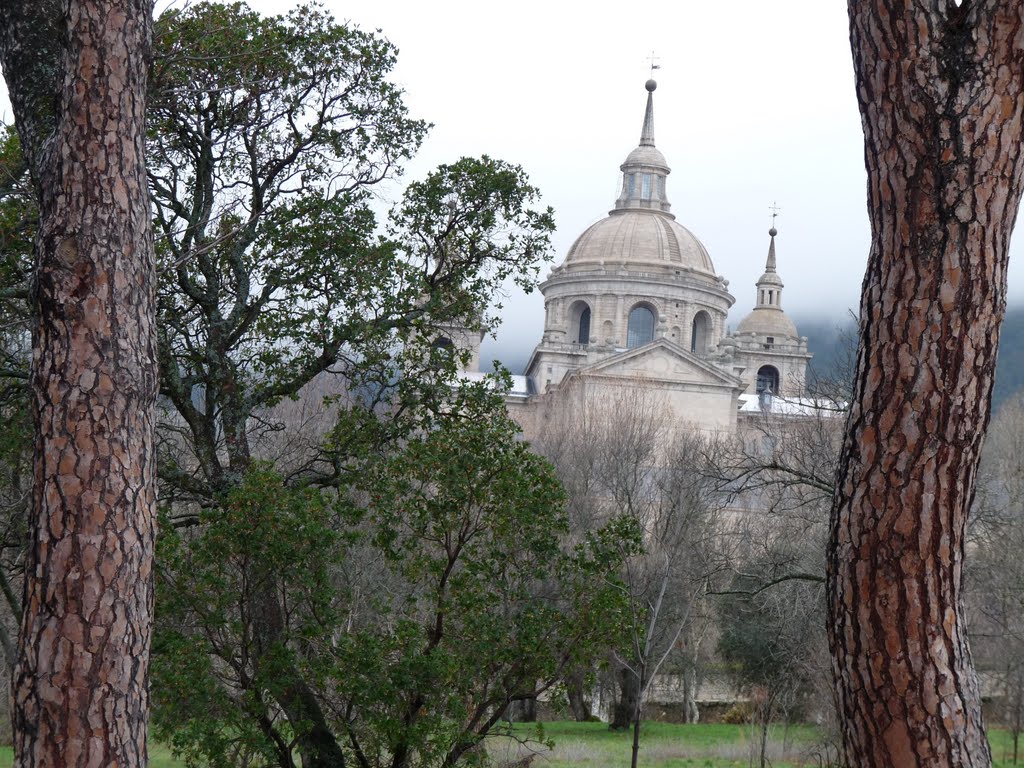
[640, 79, 657, 147]
[613, 80, 672, 215]
[765, 226, 778, 272]
[755, 225, 784, 310]
[766, 202, 781, 271]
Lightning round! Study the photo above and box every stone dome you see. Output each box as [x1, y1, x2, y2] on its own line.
[736, 307, 798, 338]
[622, 145, 668, 169]
[564, 210, 717, 274]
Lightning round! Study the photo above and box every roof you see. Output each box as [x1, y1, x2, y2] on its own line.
[458, 370, 531, 397]
[735, 306, 799, 338]
[737, 393, 846, 417]
[563, 211, 717, 273]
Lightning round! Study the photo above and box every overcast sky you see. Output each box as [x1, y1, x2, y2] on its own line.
[236, 0, 892, 364]
[279, 0, 1024, 365]
[17, 1, 1024, 365]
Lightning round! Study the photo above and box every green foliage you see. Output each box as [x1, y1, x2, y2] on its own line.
[0, 3, 606, 765]
[154, 384, 636, 768]
[148, 3, 554, 506]
[715, 567, 823, 725]
[0, 126, 33, 612]
[154, 467, 338, 767]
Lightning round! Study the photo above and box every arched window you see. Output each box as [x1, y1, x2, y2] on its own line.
[568, 301, 591, 346]
[430, 336, 455, 368]
[691, 311, 710, 356]
[756, 365, 780, 395]
[627, 304, 656, 348]
[577, 307, 591, 345]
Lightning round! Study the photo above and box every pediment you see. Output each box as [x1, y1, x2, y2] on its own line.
[577, 339, 743, 388]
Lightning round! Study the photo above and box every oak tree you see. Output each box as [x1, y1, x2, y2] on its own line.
[0, 0, 157, 765]
[137, 4, 621, 767]
[830, 3, 1024, 765]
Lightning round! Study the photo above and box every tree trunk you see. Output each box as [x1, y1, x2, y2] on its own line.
[0, 1, 158, 765]
[506, 696, 537, 724]
[830, 3, 1024, 767]
[565, 667, 591, 721]
[682, 661, 700, 724]
[629, 664, 646, 768]
[610, 665, 638, 731]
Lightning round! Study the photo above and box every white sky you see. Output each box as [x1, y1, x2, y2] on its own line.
[12, 1, 1024, 363]
[237, 0, 888, 362]
[268, 0, 1019, 363]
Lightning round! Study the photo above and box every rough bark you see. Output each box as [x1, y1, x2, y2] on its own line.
[0, 1, 157, 766]
[829, 3, 1024, 767]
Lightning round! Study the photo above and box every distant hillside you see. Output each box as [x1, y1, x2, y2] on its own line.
[793, 308, 1024, 413]
[792, 313, 859, 395]
[993, 306, 1024, 411]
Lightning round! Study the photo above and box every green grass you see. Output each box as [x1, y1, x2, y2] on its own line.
[490, 722, 1024, 768]
[0, 744, 183, 767]
[489, 721, 824, 768]
[0, 725, 1017, 766]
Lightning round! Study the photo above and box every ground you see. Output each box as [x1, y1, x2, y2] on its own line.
[0, 724, 1020, 767]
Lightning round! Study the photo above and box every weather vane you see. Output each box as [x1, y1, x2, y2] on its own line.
[647, 51, 661, 78]
[769, 201, 782, 228]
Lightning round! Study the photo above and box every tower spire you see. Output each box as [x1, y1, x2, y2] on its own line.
[640, 78, 657, 146]
[755, 222, 784, 309]
[766, 226, 778, 272]
[614, 80, 672, 214]
[765, 202, 781, 272]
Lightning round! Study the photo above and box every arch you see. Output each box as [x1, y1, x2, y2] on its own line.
[691, 310, 711, 356]
[756, 365, 780, 395]
[567, 300, 592, 346]
[627, 303, 656, 348]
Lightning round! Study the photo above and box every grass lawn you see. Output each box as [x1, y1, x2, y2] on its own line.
[491, 721, 1024, 768]
[0, 744, 182, 767]
[490, 721, 824, 768]
[0, 725, 1017, 766]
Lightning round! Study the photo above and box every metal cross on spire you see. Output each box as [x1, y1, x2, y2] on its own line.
[647, 51, 661, 78]
[769, 201, 782, 228]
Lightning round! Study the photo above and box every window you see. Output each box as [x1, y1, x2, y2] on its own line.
[577, 307, 591, 344]
[430, 337, 455, 368]
[627, 174, 636, 197]
[691, 311, 710, 356]
[756, 365, 780, 395]
[641, 173, 652, 200]
[569, 301, 591, 346]
[627, 305, 655, 348]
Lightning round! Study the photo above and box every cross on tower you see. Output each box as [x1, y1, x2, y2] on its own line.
[769, 201, 782, 227]
[647, 51, 661, 78]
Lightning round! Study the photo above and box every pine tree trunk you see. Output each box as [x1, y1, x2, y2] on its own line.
[0, 1, 157, 765]
[830, 3, 1024, 766]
